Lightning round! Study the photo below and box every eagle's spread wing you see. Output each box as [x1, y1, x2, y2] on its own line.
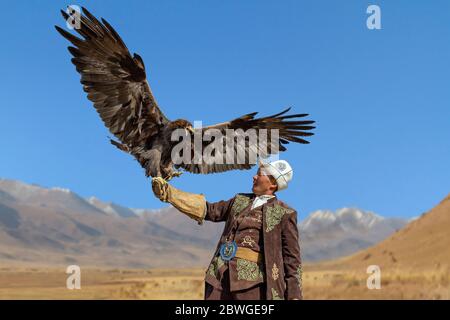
[55, 7, 168, 148]
[176, 108, 315, 174]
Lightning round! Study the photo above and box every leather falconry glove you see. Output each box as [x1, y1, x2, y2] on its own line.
[151, 177, 206, 225]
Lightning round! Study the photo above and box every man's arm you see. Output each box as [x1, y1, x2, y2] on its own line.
[205, 198, 234, 223]
[152, 177, 233, 224]
[281, 210, 303, 300]
[151, 177, 206, 224]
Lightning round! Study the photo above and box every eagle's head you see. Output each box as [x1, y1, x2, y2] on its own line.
[168, 119, 195, 135]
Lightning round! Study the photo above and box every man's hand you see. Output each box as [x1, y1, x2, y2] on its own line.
[150, 177, 207, 224]
[152, 177, 169, 202]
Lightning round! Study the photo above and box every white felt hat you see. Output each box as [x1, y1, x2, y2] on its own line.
[259, 159, 293, 191]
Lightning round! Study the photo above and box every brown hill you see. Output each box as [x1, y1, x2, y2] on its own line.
[315, 193, 450, 272]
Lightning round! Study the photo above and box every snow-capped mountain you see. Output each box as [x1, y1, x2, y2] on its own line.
[0, 178, 409, 267]
[87, 196, 137, 218]
[299, 208, 408, 262]
[0, 178, 221, 268]
[301, 208, 387, 233]
[0, 179, 105, 215]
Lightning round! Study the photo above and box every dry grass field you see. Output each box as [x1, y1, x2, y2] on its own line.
[0, 266, 205, 300]
[302, 266, 450, 300]
[0, 264, 448, 300]
[1, 193, 448, 300]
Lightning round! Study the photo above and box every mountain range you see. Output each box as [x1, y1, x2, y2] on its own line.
[299, 208, 407, 261]
[0, 178, 409, 268]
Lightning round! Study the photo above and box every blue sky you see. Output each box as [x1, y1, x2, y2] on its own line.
[0, 0, 449, 220]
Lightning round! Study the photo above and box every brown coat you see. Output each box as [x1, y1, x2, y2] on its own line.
[203, 193, 303, 300]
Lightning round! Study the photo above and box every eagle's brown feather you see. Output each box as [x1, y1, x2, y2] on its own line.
[56, 7, 315, 178]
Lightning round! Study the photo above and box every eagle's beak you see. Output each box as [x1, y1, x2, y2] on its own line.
[186, 125, 195, 135]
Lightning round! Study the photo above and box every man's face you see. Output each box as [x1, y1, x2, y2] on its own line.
[252, 167, 277, 195]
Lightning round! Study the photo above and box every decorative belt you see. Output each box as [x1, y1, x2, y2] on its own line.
[235, 246, 264, 264]
[219, 241, 263, 264]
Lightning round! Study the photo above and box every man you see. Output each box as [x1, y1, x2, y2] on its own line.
[151, 160, 303, 300]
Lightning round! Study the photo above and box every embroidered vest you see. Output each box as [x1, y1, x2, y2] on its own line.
[206, 194, 295, 294]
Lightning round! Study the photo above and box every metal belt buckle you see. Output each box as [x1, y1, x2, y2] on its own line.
[219, 240, 237, 261]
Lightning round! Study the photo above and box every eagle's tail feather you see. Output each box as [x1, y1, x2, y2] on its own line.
[110, 139, 130, 153]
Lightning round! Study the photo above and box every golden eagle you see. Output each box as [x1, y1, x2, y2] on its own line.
[55, 7, 315, 180]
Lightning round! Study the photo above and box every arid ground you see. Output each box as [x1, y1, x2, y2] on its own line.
[0, 264, 449, 300]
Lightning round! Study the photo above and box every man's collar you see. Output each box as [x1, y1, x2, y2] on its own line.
[252, 193, 277, 203]
[256, 194, 274, 199]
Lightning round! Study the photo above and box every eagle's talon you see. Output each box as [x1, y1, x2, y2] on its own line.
[162, 170, 183, 181]
[153, 176, 168, 185]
